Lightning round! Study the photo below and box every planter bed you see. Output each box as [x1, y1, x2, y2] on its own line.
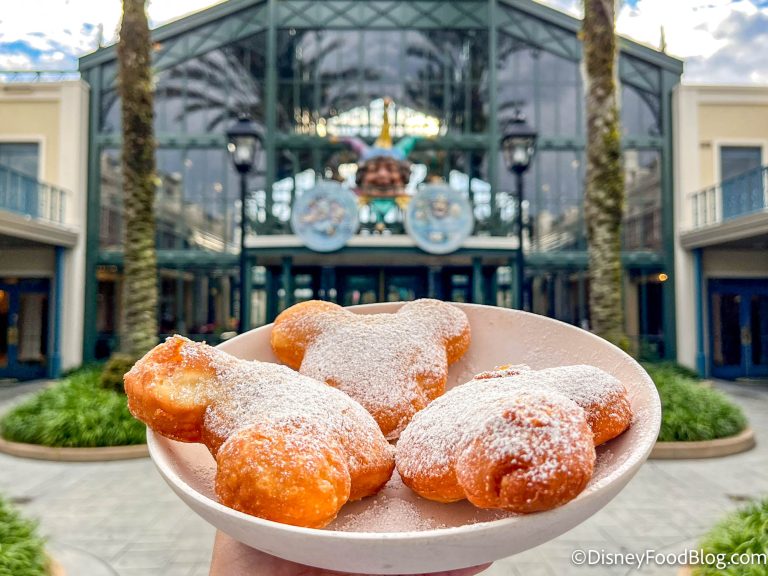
[650, 427, 756, 460]
[0, 437, 148, 462]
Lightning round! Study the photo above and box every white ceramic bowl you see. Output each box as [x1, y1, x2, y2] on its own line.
[147, 302, 660, 574]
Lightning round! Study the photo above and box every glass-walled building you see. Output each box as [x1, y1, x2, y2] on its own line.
[78, 0, 682, 361]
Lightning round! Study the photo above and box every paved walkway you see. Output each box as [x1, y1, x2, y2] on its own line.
[0, 380, 766, 576]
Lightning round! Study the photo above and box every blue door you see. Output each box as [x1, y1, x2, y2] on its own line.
[0, 279, 50, 381]
[709, 279, 768, 379]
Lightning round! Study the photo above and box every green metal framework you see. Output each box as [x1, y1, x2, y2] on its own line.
[79, 0, 682, 361]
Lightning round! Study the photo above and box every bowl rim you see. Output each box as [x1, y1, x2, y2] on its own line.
[149, 301, 661, 541]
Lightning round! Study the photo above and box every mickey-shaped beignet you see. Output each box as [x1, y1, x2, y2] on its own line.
[396, 379, 596, 512]
[270, 299, 471, 439]
[397, 364, 632, 512]
[471, 364, 632, 446]
[125, 336, 394, 528]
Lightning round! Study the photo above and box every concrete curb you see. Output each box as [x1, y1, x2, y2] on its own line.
[650, 428, 756, 460]
[0, 437, 148, 462]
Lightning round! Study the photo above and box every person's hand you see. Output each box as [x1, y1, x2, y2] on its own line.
[210, 531, 491, 576]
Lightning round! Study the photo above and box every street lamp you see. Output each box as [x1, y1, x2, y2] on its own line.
[226, 114, 262, 334]
[501, 109, 537, 311]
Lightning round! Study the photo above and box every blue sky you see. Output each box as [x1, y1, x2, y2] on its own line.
[0, 0, 766, 83]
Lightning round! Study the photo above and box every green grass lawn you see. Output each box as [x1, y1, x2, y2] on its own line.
[0, 495, 47, 576]
[644, 363, 748, 442]
[693, 498, 768, 576]
[0, 367, 145, 448]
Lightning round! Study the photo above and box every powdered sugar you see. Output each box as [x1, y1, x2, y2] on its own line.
[472, 364, 531, 380]
[397, 378, 592, 486]
[470, 364, 632, 444]
[335, 497, 441, 532]
[526, 365, 629, 410]
[295, 299, 469, 439]
[172, 339, 393, 476]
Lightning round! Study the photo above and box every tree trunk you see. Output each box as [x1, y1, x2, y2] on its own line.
[582, 0, 627, 348]
[117, 0, 158, 357]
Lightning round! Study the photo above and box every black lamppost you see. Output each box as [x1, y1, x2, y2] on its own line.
[227, 114, 262, 333]
[501, 110, 537, 311]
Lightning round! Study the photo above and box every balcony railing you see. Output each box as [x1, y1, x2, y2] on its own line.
[688, 165, 768, 230]
[0, 70, 80, 83]
[0, 164, 68, 225]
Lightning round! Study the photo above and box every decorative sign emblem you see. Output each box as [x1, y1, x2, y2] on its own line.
[291, 181, 359, 252]
[405, 184, 474, 254]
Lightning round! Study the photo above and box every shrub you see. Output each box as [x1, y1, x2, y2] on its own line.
[644, 363, 748, 442]
[0, 367, 145, 447]
[99, 353, 138, 394]
[646, 360, 700, 381]
[0, 495, 47, 576]
[693, 498, 768, 576]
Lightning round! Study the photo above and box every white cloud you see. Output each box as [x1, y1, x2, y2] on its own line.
[147, 0, 226, 27]
[542, 0, 768, 83]
[0, 1, 224, 67]
[617, 0, 736, 58]
[0, 0, 765, 84]
[0, 1, 121, 56]
[0, 53, 34, 69]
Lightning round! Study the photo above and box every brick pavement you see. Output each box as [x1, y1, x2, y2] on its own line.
[0, 380, 765, 576]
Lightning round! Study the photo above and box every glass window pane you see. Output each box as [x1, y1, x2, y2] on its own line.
[100, 90, 121, 133]
[100, 147, 254, 252]
[497, 40, 582, 137]
[101, 32, 267, 136]
[624, 150, 662, 251]
[720, 146, 763, 219]
[498, 150, 583, 251]
[0, 143, 39, 178]
[99, 149, 123, 251]
[17, 292, 47, 363]
[276, 28, 487, 135]
[752, 295, 768, 367]
[720, 146, 762, 180]
[712, 293, 742, 367]
[620, 84, 660, 137]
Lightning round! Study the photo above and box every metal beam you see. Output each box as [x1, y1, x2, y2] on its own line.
[488, 0, 500, 219]
[277, 1, 488, 29]
[660, 68, 680, 360]
[83, 66, 102, 362]
[472, 256, 484, 304]
[497, 0, 682, 73]
[264, 0, 278, 222]
[96, 131, 664, 152]
[694, 248, 706, 376]
[98, 250, 239, 267]
[50, 246, 64, 377]
[79, 0, 268, 71]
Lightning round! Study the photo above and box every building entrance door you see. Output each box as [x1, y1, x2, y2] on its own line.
[709, 279, 768, 379]
[338, 268, 428, 306]
[0, 279, 50, 381]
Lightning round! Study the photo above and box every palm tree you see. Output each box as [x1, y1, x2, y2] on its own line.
[117, 0, 158, 358]
[582, 0, 627, 348]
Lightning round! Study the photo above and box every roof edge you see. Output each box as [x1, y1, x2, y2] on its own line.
[79, 0, 683, 75]
[79, 0, 261, 71]
[502, 0, 683, 73]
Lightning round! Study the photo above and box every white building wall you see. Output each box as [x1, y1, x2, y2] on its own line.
[673, 85, 700, 371]
[0, 79, 89, 372]
[57, 81, 90, 371]
[674, 84, 768, 374]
